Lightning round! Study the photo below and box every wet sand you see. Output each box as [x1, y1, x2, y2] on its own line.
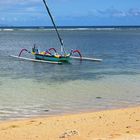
[0, 107, 139, 140]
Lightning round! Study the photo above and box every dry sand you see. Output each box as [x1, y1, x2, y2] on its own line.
[0, 107, 139, 140]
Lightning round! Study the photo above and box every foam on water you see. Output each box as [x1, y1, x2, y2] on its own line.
[1, 26, 140, 32]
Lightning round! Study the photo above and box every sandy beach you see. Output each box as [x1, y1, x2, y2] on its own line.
[0, 107, 139, 140]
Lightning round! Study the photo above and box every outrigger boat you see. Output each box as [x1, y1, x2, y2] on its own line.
[11, 0, 102, 64]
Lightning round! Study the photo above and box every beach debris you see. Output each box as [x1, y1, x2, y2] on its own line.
[1, 125, 19, 131]
[73, 121, 76, 124]
[30, 120, 36, 123]
[44, 109, 49, 112]
[9, 125, 18, 128]
[96, 97, 102, 99]
[59, 130, 79, 138]
[126, 126, 131, 128]
[36, 122, 43, 126]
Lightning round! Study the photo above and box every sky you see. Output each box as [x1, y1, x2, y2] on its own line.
[0, 0, 140, 26]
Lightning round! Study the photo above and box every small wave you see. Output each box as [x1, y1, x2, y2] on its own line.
[58, 27, 120, 31]
[2, 29, 14, 31]
[93, 28, 117, 31]
[0, 27, 118, 32]
[1, 27, 140, 32]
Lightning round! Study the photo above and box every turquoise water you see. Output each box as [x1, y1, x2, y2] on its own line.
[0, 28, 140, 120]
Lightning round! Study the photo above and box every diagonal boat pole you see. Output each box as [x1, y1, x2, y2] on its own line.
[42, 0, 64, 52]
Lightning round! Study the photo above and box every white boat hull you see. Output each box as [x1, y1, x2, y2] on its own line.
[10, 55, 62, 64]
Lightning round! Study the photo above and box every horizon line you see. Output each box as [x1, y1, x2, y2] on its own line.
[1, 25, 140, 28]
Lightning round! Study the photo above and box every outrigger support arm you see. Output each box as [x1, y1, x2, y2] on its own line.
[49, 48, 57, 53]
[18, 49, 31, 57]
[72, 50, 82, 60]
[42, 0, 64, 47]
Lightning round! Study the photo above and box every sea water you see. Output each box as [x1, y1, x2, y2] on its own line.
[0, 27, 140, 120]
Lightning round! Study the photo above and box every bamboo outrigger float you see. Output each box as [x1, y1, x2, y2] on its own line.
[11, 0, 102, 64]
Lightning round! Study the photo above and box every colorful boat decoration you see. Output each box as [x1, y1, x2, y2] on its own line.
[16, 46, 83, 63]
[11, 0, 102, 64]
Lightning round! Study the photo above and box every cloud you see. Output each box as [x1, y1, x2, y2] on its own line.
[1, 1, 140, 26]
[0, 0, 40, 5]
[0, 0, 41, 12]
[96, 7, 140, 17]
[1, 17, 6, 21]
[0, 0, 44, 16]
[127, 8, 140, 16]
[0, 0, 45, 26]
[97, 8, 124, 17]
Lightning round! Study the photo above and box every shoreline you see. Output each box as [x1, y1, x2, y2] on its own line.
[0, 104, 138, 122]
[0, 106, 140, 140]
